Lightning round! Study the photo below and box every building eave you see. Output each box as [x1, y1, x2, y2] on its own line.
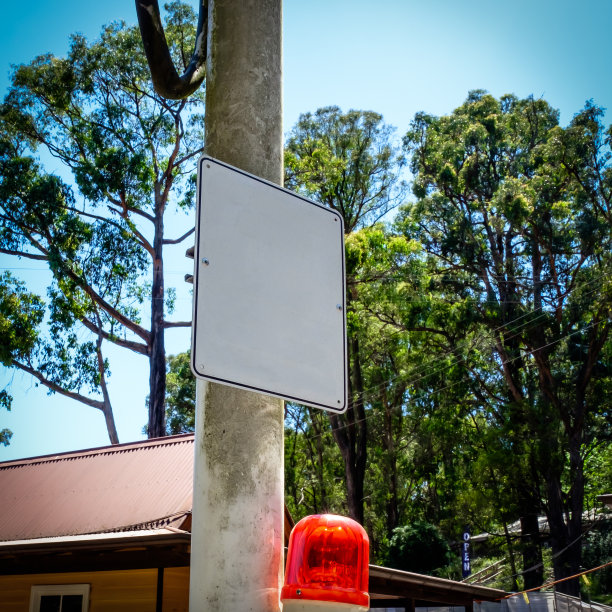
[0, 529, 191, 575]
[597, 494, 612, 509]
[369, 564, 506, 605]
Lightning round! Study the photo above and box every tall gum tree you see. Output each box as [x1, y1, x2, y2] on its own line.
[0, 2, 204, 441]
[285, 106, 406, 524]
[400, 91, 612, 594]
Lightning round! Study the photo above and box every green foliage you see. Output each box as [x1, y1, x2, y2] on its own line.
[283, 93, 611, 590]
[284, 404, 346, 520]
[0, 390, 12, 446]
[0, 428, 11, 447]
[285, 106, 406, 232]
[399, 90, 612, 593]
[582, 517, 612, 603]
[0, 273, 44, 367]
[0, 3, 204, 441]
[284, 106, 408, 528]
[383, 521, 455, 576]
[584, 444, 612, 511]
[165, 351, 196, 435]
[468, 551, 529, 592]
[0, 274, 43, 447]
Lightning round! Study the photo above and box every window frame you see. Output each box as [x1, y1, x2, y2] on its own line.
[29, 584, 90, 612]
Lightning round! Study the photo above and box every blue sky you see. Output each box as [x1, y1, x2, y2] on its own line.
[1, 0, 611, 460]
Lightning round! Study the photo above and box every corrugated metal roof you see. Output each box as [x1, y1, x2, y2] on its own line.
[0, 434, 195, 542]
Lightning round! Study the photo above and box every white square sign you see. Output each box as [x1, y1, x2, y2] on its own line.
[191, 156, 347, 412]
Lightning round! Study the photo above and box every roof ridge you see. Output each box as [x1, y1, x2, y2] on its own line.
[0, 432, 195, 468]
[78, 510, 193, 536]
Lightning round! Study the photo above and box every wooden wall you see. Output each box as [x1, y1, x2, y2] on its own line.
[162, 567, 191, 612]
[0, 567, 190, 611]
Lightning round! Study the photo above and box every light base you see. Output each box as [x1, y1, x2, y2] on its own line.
[282, 599, 369, 612]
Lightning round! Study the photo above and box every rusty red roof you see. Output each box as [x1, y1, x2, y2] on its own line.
[0, 434, 195, 541]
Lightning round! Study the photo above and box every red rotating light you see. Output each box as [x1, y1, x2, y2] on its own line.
[282, 514, 370, 608]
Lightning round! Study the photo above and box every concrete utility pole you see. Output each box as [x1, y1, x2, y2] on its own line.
[188, 1, 284, 611]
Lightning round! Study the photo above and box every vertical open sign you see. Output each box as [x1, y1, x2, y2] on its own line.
[462, 529, 471, 578]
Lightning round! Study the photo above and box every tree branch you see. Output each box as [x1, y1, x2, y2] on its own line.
[163, 320, 192, 328]
[107, 203, 155, 224]
[11, 359, 106, 412]
[135, 0, 208, 100]
[173, 146, 205, 169]
[59, 263, 151, 342]
[0, 248, 48, 261]
[80, 316, 150, 355]
[163, 227, 195, 245]
[92, 309, 120, 444]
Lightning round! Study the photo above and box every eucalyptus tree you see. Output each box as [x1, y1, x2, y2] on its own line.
[0, 273, 44, 445]
[285, 106, 406, 524]
[0, 2, 204, 441]
[165, 350, 196, 435]
[399, 91, 612, 594]
[284, 402, 345, 519]
[349, 221, 510, 562]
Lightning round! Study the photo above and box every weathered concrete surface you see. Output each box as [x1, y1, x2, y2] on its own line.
[190, 383, 284, 611]
[204, 0, 283, 185]
[189, 1, 284, 611]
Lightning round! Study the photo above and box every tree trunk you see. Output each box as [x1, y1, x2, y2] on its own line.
[383, 395, 400, 535]
[502, 521, 520, 592]
[311, 410, 330, 511]
[329, 289, 368, 526]
[546, 472, 581, 596]
[520, 512, 544, 589]
[148, 190, 167, 438]
[350, 333, 368, 524]
[345, 443, 365, 524]
[330, 408, 365, 525]
[545, 428, 584, 597]
[102, 406, 120, 445]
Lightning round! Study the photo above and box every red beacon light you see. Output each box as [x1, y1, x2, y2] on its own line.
[282, 514, 370, 612]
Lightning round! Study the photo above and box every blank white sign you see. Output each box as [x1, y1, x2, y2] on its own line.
[191, 156, 347, 412]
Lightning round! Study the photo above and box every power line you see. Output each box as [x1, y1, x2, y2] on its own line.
[480, 512, 612, 584]
[348, 306, 608, 416]
[288, 310, 609, 443]
[503, 560, 612, 601]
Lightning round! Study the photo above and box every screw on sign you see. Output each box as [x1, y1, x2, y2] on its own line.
[282, 514, 370, 612]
